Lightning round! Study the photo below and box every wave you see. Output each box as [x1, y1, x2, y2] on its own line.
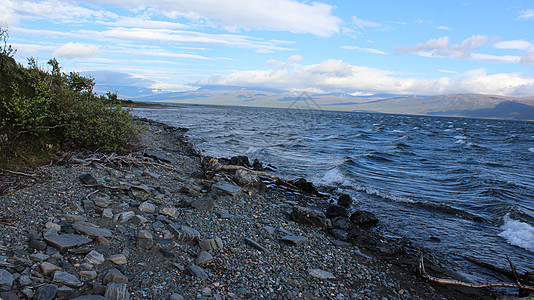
[498, 214, 534, 252]
[529, 147, 534, 153]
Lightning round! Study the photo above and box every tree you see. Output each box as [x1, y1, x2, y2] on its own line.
[0, 26, 16, 58]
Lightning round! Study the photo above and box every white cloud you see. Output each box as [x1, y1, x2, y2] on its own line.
[6, 0, 116, 22]
[53, 42, 102, 58]
[98, 17, 189, 30]
[396, 35, 489, 59]
[88, 0, 341, 36]
[494, 40, 532, 50]
[471, 53, 521, 63]
[352, 16, 382, 29]
[0, 3, 15, 25]
[521, 51, 534, 66]
[437, 25, 451, 31]
[341, 45, 387, 55]
[518, 9, 534, 20]
[198, 58, 534, 97]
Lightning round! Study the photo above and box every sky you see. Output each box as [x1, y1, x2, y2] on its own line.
[2, 0, 534, 97]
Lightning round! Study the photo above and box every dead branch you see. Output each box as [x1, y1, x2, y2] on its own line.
[0, 168, 39, 178]
[214, 165, 299, 190]
[419, 255, 534, 291]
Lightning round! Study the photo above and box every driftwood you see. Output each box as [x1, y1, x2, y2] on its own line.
[214, 164, 299, 190]
[0, 168, 39, 178]
[419, 255, 534, 292]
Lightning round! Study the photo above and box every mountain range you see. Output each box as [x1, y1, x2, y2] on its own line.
[105, 85, 534, 121]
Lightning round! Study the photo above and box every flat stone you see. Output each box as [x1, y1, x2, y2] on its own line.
[29, 239, 47, 251]
[191, 196, 215, 210]
[45, 222, 61, 231]
[188, 265, 209, 281]
[280, 236, 309, 246]
[73, 222, 113, 237]
[108, 254, 127, 265]
[18, 275, 32, 286]
[115, 211, 135, 223]
[72, 295, 108, 300]
[85, 250, 105, 265]
[35, 284, 58, 300]
[131, 215, 148, 225]
[56, 286, 74, 298]
[0, 269, 14, 286]
[103, 269, 128, 284]
[79, 174, 97, 185]
[102, 209, 113, 219]
[52, 271, 82, 287]
[142, 169, 161, 179]
[136, 230, 153, 250]
[59, 214, 88, 222]
[169, 293, 184, 300]
[0, 291, 18, 300]
[79, 270, 98, 280]
[44, 234, 91, 252]
[29, 252, 50, 262]
[139, 202, 156, 214]
[195, 251, 213, 266]
[168, 224, 200, 244]
[39, 262, 62, 276]
[308, 268, 336, 280]
[144, 151, 172, 163]
[93, 195, 111, 208]
[291, 206, 331, 228]
[105, 282, 130, 300]
[211, 181, 241, 196]
[198, 237, 223, 252]
[159, 207, 179, 218]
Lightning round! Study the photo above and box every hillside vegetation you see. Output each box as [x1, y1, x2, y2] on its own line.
[0, 30, 139, 169]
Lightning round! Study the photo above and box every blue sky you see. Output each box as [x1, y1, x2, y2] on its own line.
[2, 0, 534, 97]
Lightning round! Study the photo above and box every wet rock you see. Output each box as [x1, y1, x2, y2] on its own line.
[188, 265, 209, 280]
[105, 282, 129, 300]
[103, 269, 128, 284]
[329, 229, 349, 240]
[195, 251, 213, 266]
[136, 230, 153, 250]
[325, 205, 348, 218]
[44, 234, 92, 252]
[291, 206, 331, 228]
[308, 268, 336, 280]
[198, 237, 223, 252]
[252, 159, 263, 170]
[35, 284, 58, 300]
[85, 250, 105, 265]
[330, 217, 353, 231]
[73, 222, 113, 238]
[280, 236, 309, 246]
[337, 194, 353, 207]
[39, 262, 61, 276]
[108, 254, 127, 265]
[191, 195, 216, 210]
[233, 169, 266, 193]
[52, 271, 82, 287]
[350, 210, 379, 227]
[0, 269, 14, 286]
[229, 155, 251, 167]
[289, 178, 317, 194]
[139, 202, 156, 214]
[79, 174, 97, 185]
[211, 181, 241, 196]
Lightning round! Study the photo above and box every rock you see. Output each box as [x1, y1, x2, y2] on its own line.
[349, 210, 379, 227]
[331, 240, 352, 248]
[29, 239, 47, 251]
[35, 284, 58, 300]
[233, 169, 266, 193]
[159, 207, 179, 218]
[229, 155, 251, 167]
[289, 178, 317, 194]
[115, 211, 135, 223]
[131, 215, 148, 225]
[79, 270, 98, 280]
[73, 222, 113, 237]
[103, 269, 128, 284]
[95, 236, 111, 246]
[136, 230, 153, 250]
[169, 293, 184, 300]
[39, 262, 62, 276]
[52, 271, 82, 287]
[330, 217, 353, 231]
[188, 265, 209, 281]
[59, 214, 88, 222]
[252, 159, 263, 170]
[0, 291, 18, 300]
[168, 224, 200, 244]
[142, 169, 161, 179]
[20, 287, 34, 299]
[143, 151, 172, 163]
[291, 206, 331, 228]
[198, 237, 224, 252]
[325, 205, 348, 218]
[105, 282, 130, 300]
[138, 202, 156, 214]
[329, 229, 348, 240]
[56, 285, 74, 298]
[85, 250, 105, 265]
[71, 295, 108, 300]
[308, 268, 336, 279]
[0, 269, 14, 286]
[159, 247, 174, 258]
[280, 236, 309, 246]
[93, 195, 111, 208]
[108, 254, 127, 265]
[102, 209, 113, 219]
[244, 237, 268, 252]
[191, 195, 216, 210]
[337, 194, 353, 207]
[17, 275, 32, 286]
[83, 199, 96, 212]
[79, 174, 97, 185]
[45, 222, 61, 231]
[195, 251, 213, 266]
[44, 233, 91, 252]
[211, 181, 241, 196]
[29, 252, 50, 262]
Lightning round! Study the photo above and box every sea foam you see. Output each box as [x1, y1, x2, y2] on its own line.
[498, 214, 534, 252]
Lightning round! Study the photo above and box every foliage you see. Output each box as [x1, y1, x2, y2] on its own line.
[0, 27, 140, 168]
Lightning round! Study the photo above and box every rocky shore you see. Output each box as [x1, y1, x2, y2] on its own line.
[0, 118, 500, 299]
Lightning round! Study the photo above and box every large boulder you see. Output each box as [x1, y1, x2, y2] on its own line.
[349, 210, 379, 227]
[289, 178, 317, 194]
[291, 206, 331, 228]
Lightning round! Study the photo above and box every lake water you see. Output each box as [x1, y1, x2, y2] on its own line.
[133, 104, 534, 281]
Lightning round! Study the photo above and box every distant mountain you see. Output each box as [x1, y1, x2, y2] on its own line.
[127, 85, 534, 121]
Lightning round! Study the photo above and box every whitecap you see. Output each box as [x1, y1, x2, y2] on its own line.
[321, 168, 349, 186]
[529, 148, 534, 153]
[498, 214, 534, 252]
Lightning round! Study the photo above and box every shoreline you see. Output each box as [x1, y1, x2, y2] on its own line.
[0, 117, 508, 299]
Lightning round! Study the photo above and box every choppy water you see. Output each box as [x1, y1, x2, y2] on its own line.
[133, 104, 534, 280]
